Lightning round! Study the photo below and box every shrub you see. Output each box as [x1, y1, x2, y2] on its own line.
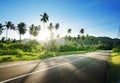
[112, 45, 120, 52]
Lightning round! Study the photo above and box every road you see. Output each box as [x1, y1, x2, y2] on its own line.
[0, 50, 110, 83]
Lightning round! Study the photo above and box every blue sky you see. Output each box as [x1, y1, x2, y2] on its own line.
[0, 0, 120, 40]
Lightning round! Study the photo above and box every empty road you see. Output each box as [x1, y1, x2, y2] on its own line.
[0, 51, 110, 83]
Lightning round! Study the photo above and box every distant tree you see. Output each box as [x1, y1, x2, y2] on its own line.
[48, 23, 54, 31]
[1, 37, 5, 43]
[67, 28, 72, 41]
[80, 28, 84, 34]
[54, 23, 60, 38]
[29, 24, 41, 38]
[48, 23, 54, 39]
[40, 13, 49, 30]
[5, 21, 15, 40]
[17, 22, 27, 42]
[67, 28, 72, 34]
[77, 34, 80, 41]
[65, 35, 68, 41]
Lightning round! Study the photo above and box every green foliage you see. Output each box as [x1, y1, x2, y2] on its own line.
[107, 52, 120, 83]
[112, 45, 120, 52]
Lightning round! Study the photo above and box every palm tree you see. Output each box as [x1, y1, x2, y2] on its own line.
[67, 28, 72, 34]
[67, 28, 72, 41]
[48, 23, 54, 39]
[48, 23, 54, 31]
[5, 21, 15, 40]
[54, 23, 60, 38]
[17, 22, 27, 42]
[80, 28, 84, 34]
[29, 24, 41, 38]
[40, 13, 49, 30]
[0, 23, 4, 35]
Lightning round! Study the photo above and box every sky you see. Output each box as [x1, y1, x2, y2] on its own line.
[0, 0, 120, 40]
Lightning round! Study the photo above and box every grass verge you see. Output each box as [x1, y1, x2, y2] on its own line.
[107, 52, 120, 83]
[0, 50, 94, 63]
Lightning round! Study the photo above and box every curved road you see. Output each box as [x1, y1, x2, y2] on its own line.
[0, 50, 110, 83]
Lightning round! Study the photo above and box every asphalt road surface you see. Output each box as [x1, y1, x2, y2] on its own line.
[0, 50, 110, 83]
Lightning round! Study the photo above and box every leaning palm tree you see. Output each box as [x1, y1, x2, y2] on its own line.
[54, 23, 60, 38]
[17, 22, 27, 42]
[29, 24, 41, 38]
[5, 21, 15, 40]
[40, 13, 49, 30]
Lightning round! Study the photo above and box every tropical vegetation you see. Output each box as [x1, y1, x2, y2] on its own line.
[0, 13, 120, 63]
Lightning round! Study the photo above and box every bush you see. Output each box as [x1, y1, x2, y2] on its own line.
[112, 45, 120, 52]
[58, 44, 80, 52]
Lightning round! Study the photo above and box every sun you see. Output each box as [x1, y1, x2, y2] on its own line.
[37, 28, 50, 41]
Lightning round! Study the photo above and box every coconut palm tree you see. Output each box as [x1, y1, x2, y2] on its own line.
[40, 13, 49, 30]
[5, 21, 15, 40]
[48, 23, 54, 31]
[29, 24, 41, 38]
[54, 23, 60, 38]
[0, 23, 4, 35]
[80, 28, 84, 34]
[17, 22, 27, 42]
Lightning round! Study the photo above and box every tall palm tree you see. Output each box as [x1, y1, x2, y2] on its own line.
[5, 21, 15, 40]
[0, 23, 4, 35]
[29, 24, 41, 38]
[40, 13, 49, 30]
[54, 23, 60, 38]
[17, 22, 27, 42]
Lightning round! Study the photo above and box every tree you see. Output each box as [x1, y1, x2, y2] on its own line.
[29, 24, 41, 38]
[67, 28, 72, 34]
[80, 28, 84, 34]
[54, 23, 60, 38]
[48, 23, 54, 31]
[17, 22, 27, 42]
[5, 21, 15, 40]
[67, 28, 72, 41]
[0, 23, 4, 35]
[40, 13, 49, 30]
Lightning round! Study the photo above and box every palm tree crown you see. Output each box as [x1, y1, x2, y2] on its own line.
[29, 24, 40, 37]
[80, 28, 84, 34]
[40, 13, 49, 23]
[55, 23, 59, 30]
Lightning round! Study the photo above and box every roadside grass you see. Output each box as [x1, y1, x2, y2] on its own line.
[107, 52, 120, 83]
[0, 50, 95, 63]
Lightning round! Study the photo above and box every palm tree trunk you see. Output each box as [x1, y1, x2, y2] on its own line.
[44, 23, 45, 31]
[20, 34, 21, 42]
[6, 29, 8, 40]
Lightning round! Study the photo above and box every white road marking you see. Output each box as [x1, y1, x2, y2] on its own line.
[0, 57, 86, 83]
